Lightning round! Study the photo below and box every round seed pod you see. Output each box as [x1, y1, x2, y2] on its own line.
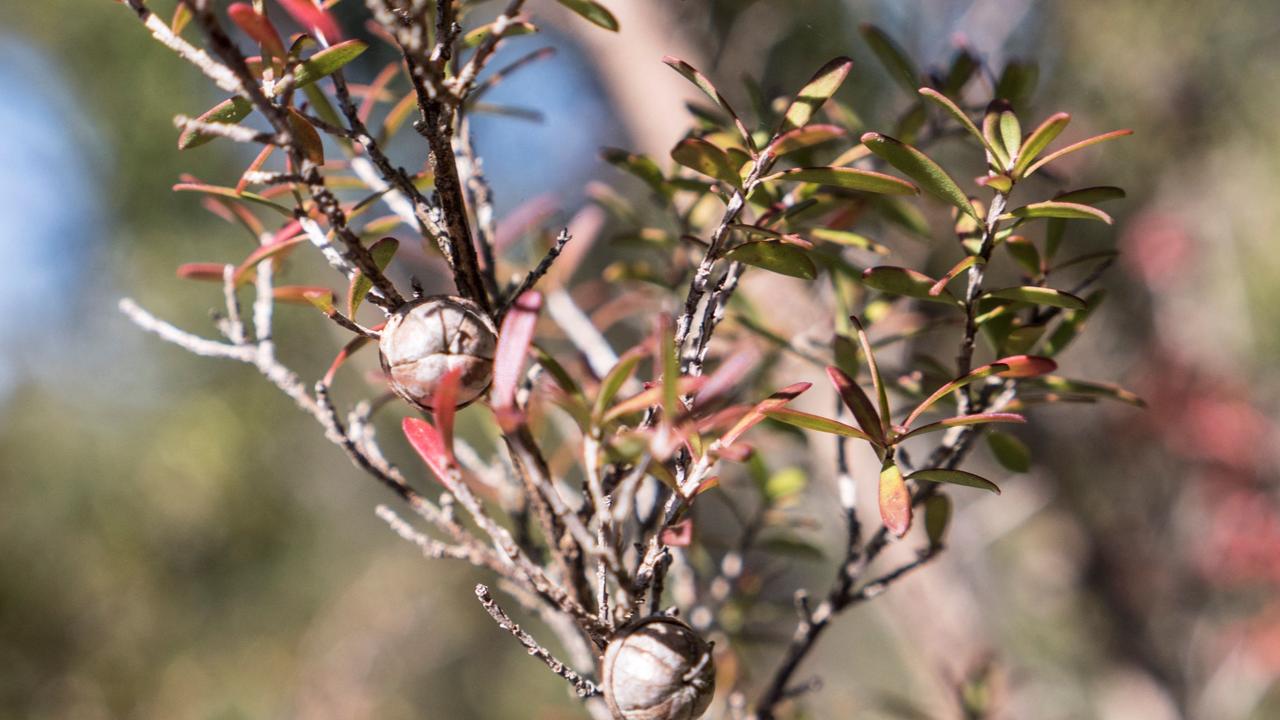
[378, 295, 497, 411]
[601, 616, 716, 720]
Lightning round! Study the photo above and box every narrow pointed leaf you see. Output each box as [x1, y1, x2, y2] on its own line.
[763, 408, 874, 441]
[862, 132, 978, 219]
[594, 348, 644, 421]
[898, 412, 1025, 441]
[291, 40, 368, 89]
[322, 333, 370, 386]
[879, 460, 912, 536]
[173, 182, 292, 216]
[660, 317, 680, 421]
[1031, 376, 1146, 407]
[985, 286, 1087, 310]
[178, 97, 253, 149]
[492, 291, 542, 421]
[908, 468, 1000, 494]
[850, 315, 891, 436]
[768, 124, 847, 156]
[233, 236, 306, 282]
[663, 56, 754, 151]
[1011, 112, 1070, 177]
[826, 366, 883, 444]
[760, 166, 918, 195]
[917, 88, 991, 152]
[556, 0, 619, 31]
[998, 109, 1022, 163]
[279, 0, 343, 41]
[811, 227, 890, 254]
[929, 256, 981, 296]
[601, 147, 670, 198]
[1006, 201, 1112, 225]
[432, 368, 463, 461]
[863, 266, 963, 307]
[903, 362, 1010, 428]
[1054, 186, 1126, 204]
[720, 382, 811, 448]
[778, 56, 854, 134]
[228, 3, 286, 58]
[924, 494, 952, 548]
[860, 24, 919, 93]
[1023, 129, 1134, 177]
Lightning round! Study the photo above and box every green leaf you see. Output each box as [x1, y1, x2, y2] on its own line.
[811, 227, 890, 255]
[860, 24, 919, 93]
[986, 431, 1031, 473]
[760, 535, 825, 560]
[663, 56, 755, 151]
[291, 40, 369, 89]
[908, 468, 1000, 494]
[897, 412, 1025, 441]
[462, 20, 537, 48]
[724, 241, 816, 280]
[1006, 201, 1112, 225]
[942, 49, 979, 95]
[671, 137, 741, 188]
[849, 316, 891, 438]
[1023, 129, 1134, 178]
[985, 286, 1087, 310]
[660, 319, 679, 422]
[863, 266, 963, 307]
[1004, 235, 1041, 277]
[778, 56, 854, 134]
[178, 97, 252, 149]
[982, 101, 1012, 170]
[347, 237, 397, 318]
[995, 60, 1039, 110]
[917, 88, 991, 153]
[760, 166, 918, 195]
[924, 494, 952, 548]
[763, 408, 874, 441]
[555, 0, 619, 31]
[1030, 376, 1145, 407]
[1054, 186, 1127, 204]
[861, 132, 978, 219]
[768, 124, 846, 156]
[593, 349, 643, 422]
[1011, 112, 1069, 178]
[999, 108, 1022, 163]
[601, 147, 670, 198]
[1044, 290, 1103, 356]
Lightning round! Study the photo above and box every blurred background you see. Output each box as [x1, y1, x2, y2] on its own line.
[2, 0, 1279, 718]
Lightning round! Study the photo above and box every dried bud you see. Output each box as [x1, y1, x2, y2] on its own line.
[601, 616, 715, 720]
[378, 295, 497, 411]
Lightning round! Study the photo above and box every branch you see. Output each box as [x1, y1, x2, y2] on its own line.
[475, 584, 601, 698]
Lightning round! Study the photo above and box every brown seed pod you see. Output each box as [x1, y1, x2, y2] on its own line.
[378, 295, 497, 411]
[601, 616, 716, 720]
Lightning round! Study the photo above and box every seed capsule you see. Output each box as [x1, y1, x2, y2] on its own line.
[601, 616, 716, 720]
[378, 295, 497, 411]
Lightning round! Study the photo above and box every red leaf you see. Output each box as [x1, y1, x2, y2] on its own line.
[994, 354, 1057, 378]
[234, 236, 306, 283]
[272, 284, 333, 304]
[432, 367, 463, 460]
[277, 0, 343, 41]
[492, 291, 542, 426]
[825, 366, 885, 444]
[228, 3, 286, 58]
[402, 417, 454, 483]
[720, 382, 811, 448]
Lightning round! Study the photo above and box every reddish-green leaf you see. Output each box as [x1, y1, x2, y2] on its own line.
[850, 315, 891, 436]
[985, 286, 1087, 310]
[768, 124, 847, 157]
[1011, 112, 1070, 178]
[173, 182, 292, 216]
[760, 166, 918, 195]
[929, 256, 982, 296]
[908, 468, 1000, 494]
[671, 137, 741, 188]
[763, 408, 874, 441]
[322, 333, 370, 386]
[228, 3, 286, 58]
[879, 459, 912, 536]
[278, 0, 342, 40]
[556, 0, 619, 32]
[778, 56, 854, 134]
[862, 132, 979, 219]
[1023, 129, 1134, 178]
[432, 367, 462, 461]
[1006, 201, 1112, 225]
[903, 362, 1010, 429]
[811, 227, 889, 254]
[826, 366, 884, 444]
[724, 241, 816, 280]
[233, 236, 306, 283]
[1031, 376, 1146, 407]
[593, 348, 644, 422]
[286, 108, 324, 164]
[177, 263, 233, 282]
[722, 382, 811, 447]
[897, 412, 1025, 441]
[993, 354, 1057, 378]
[663, 56, 754, 151]
[863, 266, 963, 307]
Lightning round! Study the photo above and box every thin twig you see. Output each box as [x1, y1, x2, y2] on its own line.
[475, 584, 601, 698]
